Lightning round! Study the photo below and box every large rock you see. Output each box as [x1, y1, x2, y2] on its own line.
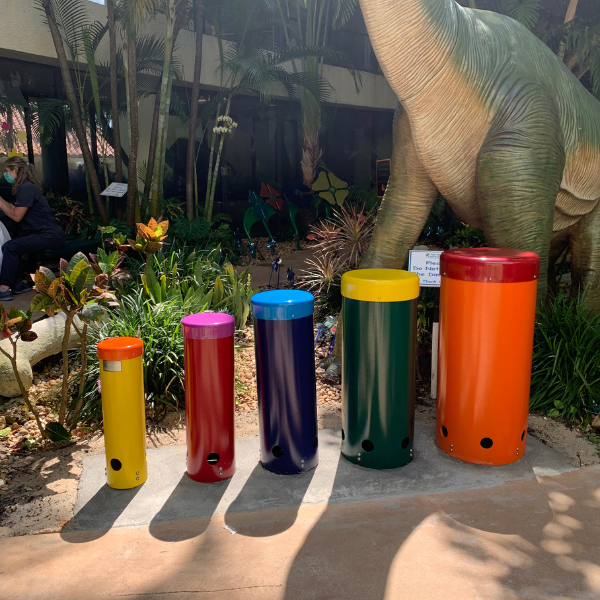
[0, 314, 81, 399]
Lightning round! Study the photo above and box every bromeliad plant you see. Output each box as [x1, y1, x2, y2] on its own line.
[0, 306, 46, 439]
[31, 253, 117, 429]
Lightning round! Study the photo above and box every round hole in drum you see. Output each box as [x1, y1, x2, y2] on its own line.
[480, 438, 493, 449]
[110, 458, 122, 471]
[362, 439, 374, 452]
[207, 453, 220, 465]
[313, 437, 318, 449]
[272, 445, 285, 458]
[521, 430, 526, 441]
[341, 429, 345, 441]
[442, 426, 448, 438]
[401, 437, 410, 450]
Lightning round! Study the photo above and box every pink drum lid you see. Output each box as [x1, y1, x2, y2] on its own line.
[182, 312, 235, 339]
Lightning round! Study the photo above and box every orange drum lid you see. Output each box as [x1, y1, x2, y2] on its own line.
[97, 337, 144, 361]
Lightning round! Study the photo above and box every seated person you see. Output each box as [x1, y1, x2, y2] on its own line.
[0, 156, 65, 301]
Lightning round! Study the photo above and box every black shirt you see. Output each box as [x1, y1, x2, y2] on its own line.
[13, 182, 62, 235]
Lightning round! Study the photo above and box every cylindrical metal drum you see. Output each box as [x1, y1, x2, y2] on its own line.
[436, 248, 540, 465]
[98, 337, 147, 489]
[251, 290, 318, 474]
[182, 312, 236, 483]
[341, 269, 420, 469]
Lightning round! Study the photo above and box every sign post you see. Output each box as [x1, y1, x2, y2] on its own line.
[408, 249, 442, 399]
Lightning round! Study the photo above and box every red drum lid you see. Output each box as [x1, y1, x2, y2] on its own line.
[440, 248, 540, 283]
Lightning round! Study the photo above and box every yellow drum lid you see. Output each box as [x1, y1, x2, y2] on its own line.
[341, 269, 420, 302]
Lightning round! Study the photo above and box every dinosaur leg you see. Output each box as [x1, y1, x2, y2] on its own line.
[324, 106, 438, 377]
[570, 202, 600, 314]
[361, 106, 439, 270]
[475, 104, 565, 304]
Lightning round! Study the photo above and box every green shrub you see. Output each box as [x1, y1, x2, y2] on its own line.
[81, 291, 186, 422]
[78, 248, 258, 423]
[530, 294, 600, 424]
[169, 217, 238, 262]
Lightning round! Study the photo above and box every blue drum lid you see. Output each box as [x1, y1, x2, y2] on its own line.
[251, 290, 314, 321]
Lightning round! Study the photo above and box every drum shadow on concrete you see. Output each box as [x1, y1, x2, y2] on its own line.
[60, 483, 142, 543]
[224, 463, 316, 537]
[149, 474, 232, 542]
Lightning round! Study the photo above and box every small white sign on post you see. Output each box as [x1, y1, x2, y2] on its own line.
[409, 249, 442, 400]
[100, 183, 128, 198]
[408, 250, 442, 287]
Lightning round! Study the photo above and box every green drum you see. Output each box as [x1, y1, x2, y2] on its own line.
[341, 269, 420, 469]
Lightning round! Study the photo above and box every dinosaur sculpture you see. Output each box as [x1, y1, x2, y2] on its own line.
[357, 0, 600, 311]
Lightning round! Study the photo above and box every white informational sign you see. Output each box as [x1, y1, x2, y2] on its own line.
[100, 183, 128, 197]
[408, 250, 443, 287]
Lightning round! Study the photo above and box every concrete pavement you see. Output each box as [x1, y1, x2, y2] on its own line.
[3, 428, 600, 600]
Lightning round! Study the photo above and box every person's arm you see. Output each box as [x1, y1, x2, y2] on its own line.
[0, 195, 27, 223]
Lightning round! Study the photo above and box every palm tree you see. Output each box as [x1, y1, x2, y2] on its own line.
[201, 0, 349, 221]
[186, 0, 204, 221]
[107, 0, 124, 184]
[486, 0, 600, 98]
[273, 0, 362, 186]
[38, 0, 110, 222]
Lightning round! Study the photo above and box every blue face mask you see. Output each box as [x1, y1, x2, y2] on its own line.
[3, 172, 15, 185]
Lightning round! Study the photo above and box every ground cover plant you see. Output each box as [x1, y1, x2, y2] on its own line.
[529, 293, 600, 424]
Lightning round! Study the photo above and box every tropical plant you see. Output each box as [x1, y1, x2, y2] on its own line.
[46, 193, 88, 236]
[299, 251, 346, 316]
[307, 204, 374, 267]
[445, 225, 487, 248]
[0, 306, 46, 439]
[481, 0, 600, 99]
[128, 217, 169, 275]
[529, 293, 600, 424]
[143, 248, 257, 329]
[201, 0, 355, 221]
[84, 290, 186, 421]
[30, 254, 117, 428]
[273, 0, 362, 185]
[37, 0, 109, 221]
[186, 0, 205, 220]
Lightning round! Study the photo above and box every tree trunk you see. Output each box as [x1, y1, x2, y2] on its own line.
[300, 123, 322, 187]
[186, 0, 204, 221]
[41, 0, 108, 223]
[149, 0, 187, 218]
[70, 324, 88, 428]
[557, 0, 579, 61]
[107, 0, 124, 183]
[144, 0, 187, 206]
[59, 311, 75, 426]
[126, 31, 139, 230]
[0, 344, 46, 439]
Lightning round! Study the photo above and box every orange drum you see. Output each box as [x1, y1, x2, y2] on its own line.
[436, 248, 540, 465]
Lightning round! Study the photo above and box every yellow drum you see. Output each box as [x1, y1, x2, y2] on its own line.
[98, 337, 147, 489]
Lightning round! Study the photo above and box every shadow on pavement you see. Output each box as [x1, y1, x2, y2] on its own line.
[149, 474, 232, 542]
[60, 484, 142, 543]
[224, 463, 316, 537]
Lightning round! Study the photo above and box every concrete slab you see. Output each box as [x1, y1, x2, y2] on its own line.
[3, 466, 600, 600]
[67, 424, 574, 533]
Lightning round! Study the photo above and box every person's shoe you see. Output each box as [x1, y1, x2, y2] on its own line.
[0, 288, 13, 301]
[12, 281, 32, 295]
